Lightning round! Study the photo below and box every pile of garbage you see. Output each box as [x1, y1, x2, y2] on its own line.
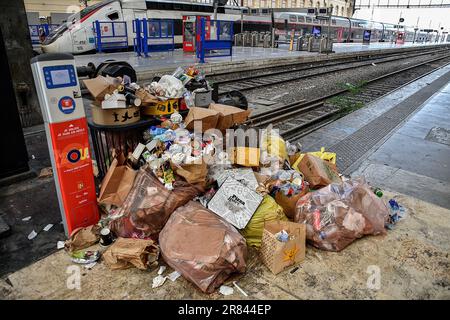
[83, 65, 215, 126]
[69, 66, 404, 295]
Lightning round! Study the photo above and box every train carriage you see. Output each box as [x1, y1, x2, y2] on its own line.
[41, 0, 448, 54]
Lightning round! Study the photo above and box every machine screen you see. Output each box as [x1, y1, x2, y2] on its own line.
[43, 65, 77, 89]
[50, 69, 71, 86]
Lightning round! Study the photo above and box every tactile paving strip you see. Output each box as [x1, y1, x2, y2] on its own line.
[329, 70, 450, 173]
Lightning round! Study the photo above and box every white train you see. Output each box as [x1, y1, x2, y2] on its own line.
[41, 0, 446, 54]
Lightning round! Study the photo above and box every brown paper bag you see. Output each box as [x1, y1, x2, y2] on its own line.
[171, 161, 208, 185]
[103, 237, 160, 270]
[64, 225, 101, 253]
[98, 158, 137, 207]
[208, 103, 251, 132]
[260, 220, 306, 274]
[184, 107, 220, 132]
[297, 154, 341, 189]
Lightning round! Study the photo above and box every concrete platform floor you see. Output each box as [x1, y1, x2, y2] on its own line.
[1, 190, 449, 300]
[74, 42, 445, 75]
[352, 81, 450, 210]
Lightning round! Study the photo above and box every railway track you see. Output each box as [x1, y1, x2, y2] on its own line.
[245, 53, 450, 141]
[213, 47, 450, 97]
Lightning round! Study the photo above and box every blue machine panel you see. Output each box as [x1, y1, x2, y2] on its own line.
[43, 65, 77, 89]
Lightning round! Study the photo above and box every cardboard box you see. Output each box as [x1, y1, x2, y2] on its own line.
[98, 158, 137, 207]
[228, 146, 260, 167]
[260, 220, 306, 274]
[207, 176, 263, 229]
[209, 103, 251, 132]
[297, 154, 341, 189]
[184, 107, 220, 132]
[91, 103, 140, 126]
[216, 168, 259, 191]
[135, 88, 159, 106]
[83, 75, 120, 101]
[141, 98, 180, 116]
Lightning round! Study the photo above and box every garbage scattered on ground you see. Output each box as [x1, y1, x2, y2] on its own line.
[219, 285, 234, 296]
[27, 230, 37, 240]
[70, 250, 100, 264]
[167, 270, 181, 282]
[157, 266, 166, 275]
[56, 241, 65, 250]
[65, 225, 101, 253]
[386, 199, 407, 230]
[43, 224, 53, 232]
[60, 64, 405, 295]
[152, 275, 167, 288]
[22, 216, 32, 222]
[103, 237, 159, 270]
[232, 281, 248, 297]
[99, 227, 113, 247]
[295, 178, 389, 251]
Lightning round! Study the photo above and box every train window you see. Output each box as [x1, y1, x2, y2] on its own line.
[332, 19, 336, 25]
[251, 9, 257, 14]
[297, 16, 304, 22]
[305, 17, 312, 23]
[107, 11, 119, 21]
[262, 9, 269, 14]
[289, 15, 296, 22]
[242, 9, 249, 14]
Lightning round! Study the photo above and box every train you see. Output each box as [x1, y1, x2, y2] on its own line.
[41, 0, 446, 54]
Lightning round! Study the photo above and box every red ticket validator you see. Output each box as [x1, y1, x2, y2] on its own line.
[48, 118, 99, 235]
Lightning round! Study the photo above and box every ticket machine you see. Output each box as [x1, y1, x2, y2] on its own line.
[31, 53, 99, 236]
[182, 15, 211, 52]
[182, 15, 196, 52]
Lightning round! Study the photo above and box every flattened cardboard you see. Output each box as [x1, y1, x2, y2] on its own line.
[216, 168, 259, 191]
[98, 158, 136, 207]
[184, 107, 220, 132]
[207, 177, 263, 229]
[209, 103, 251, 132]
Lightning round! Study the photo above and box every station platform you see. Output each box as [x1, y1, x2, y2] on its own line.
[75, 42, 448, 81]
[298, 62, 450, 210]
[2, 46, 450, 300]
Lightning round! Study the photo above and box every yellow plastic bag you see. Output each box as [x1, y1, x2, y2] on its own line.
[293, 147, 336, 172]
[241, 195, 288, 247]
[261, 130, 288, 161]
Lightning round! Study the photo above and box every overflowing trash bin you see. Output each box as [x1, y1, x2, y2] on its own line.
[61, 62, 403, 295]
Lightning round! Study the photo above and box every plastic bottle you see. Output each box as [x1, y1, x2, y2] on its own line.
[373, 187, 383, 198]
